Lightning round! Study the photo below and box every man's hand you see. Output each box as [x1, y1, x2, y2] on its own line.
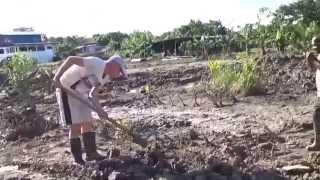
[306, 52, 320, 71]
[306, 52, 314, 59]
[97, 109, 109, 119]
[88, 85, 110, 119]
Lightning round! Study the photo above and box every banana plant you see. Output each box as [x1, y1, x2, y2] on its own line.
[240, 24, 254, 55]
[290, 21, 320, 53]
[255, 7, 273, 55]
[121, 31, 153, 58]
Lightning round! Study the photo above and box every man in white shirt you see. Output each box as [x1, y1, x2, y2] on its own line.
[306, 36, 320, 151]
[53, 55, 127, 164]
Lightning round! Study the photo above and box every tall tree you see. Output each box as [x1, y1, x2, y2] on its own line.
[274, 0, 320, 25]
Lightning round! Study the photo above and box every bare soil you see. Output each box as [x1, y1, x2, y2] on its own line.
[0, 55, 319, 180]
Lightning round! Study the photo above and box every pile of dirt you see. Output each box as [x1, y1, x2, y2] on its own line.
[0, 70, 58, 142]
[0, 94, 57, 142]
[126, 66, 208, 89]
[261, 53, 315, 95]
[14, 144, 285, 180]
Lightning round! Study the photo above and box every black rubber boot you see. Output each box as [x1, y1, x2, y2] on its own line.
[70, 138, 85, 165]
[307, 105, 320, 151]
[82, 132, 105, 161]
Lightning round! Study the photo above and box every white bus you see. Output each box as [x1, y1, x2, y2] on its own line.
[0, 32, 57, 64]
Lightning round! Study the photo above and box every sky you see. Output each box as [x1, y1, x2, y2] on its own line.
[0, 0, 295, 37]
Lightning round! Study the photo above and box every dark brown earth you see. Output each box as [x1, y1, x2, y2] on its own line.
[0, 55, 319, 180]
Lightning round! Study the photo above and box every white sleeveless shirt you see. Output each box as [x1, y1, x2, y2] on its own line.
[60, 57, 109, 89]
[316, 55, 320, 97]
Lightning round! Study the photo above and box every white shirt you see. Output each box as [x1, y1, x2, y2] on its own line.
[60, 57, 109, 89]
[316, 54, 320, 97]
[317, 69, 320, 97]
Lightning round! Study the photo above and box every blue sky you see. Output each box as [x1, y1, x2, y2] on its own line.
[0, 0, 294, 37]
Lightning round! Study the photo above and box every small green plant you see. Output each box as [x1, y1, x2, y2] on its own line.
[208, 60, 240, 95]
[208, 53, 263, 97]
[7, 54, 37, 89]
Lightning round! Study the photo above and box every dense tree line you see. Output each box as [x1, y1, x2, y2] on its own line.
[50, 0, 320, 59]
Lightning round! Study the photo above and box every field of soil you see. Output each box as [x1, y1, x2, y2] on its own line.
[1, 54, 320, 180]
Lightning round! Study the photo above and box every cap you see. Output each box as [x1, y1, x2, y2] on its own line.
[106, 55, 128, 78]
[312, 36, 320, 49]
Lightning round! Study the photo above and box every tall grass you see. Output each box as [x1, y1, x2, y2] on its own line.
[208, 52, 263, 96]
[208, 60, 240, 95]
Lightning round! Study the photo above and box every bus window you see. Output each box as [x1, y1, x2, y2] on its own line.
[47, 46, 53, 50]
[0, 49, 4, 54]
[28, 47, 37, 52]
[38, 46, 45, 51]
[10, 47, 15, 53]
[19, 47, 28, 52]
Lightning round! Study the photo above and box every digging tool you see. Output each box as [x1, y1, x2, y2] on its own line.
[58, 87, 148, 148]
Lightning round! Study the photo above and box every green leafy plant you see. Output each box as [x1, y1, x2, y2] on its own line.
[121, 31, 154, 58]
[208, 53, 263, 97]
[236, 55, 263, 95]
[208, 60, 240, 95]
[7, 54, 38, 89]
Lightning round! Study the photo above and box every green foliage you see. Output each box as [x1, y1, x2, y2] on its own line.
[274, 0, 320, 25]
[121, 31, 154, 58]
[49, 36, 92, 58]
[157, 20, 228, 57]
[45, 0, 320, 58]
[254, 7, 273, 55]
[208, 60, 240, 95]
[239, 24, 255, 54]
[208, 53, 263, 96]
[291, 22, 320, 52]
[236, 54, 262, 95]
[93, 32, 129, 51]
[7, 54, 37, 89]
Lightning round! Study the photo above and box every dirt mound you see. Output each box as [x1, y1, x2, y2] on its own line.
[261, 53, 315, 95]
[0, 70, 58, 142]
[126, 66, 208, 89]
[14, 147, 285, 180]
[0, 95, 57, 141]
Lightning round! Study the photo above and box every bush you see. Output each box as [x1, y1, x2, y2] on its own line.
[208, 60, 240, 95]
[208, 53, 264, 96]
[7, 54, 38, 90]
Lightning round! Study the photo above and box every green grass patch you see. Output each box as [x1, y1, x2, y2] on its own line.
[208, 52, 264, 96]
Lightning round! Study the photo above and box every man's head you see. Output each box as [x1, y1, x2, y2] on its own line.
[104, 56, 128, 81]
[312, 36, 320, 52]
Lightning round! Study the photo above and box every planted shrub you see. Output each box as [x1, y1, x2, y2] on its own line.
[208, 53, 264, 96]
[7, 54, 38, 90]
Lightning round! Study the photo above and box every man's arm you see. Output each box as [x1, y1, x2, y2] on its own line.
[53, 56, 84, 87]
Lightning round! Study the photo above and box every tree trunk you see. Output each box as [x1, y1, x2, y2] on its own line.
[280, 43, 285, 53]
[260, 41, 266, 55]
[245, 43, 249, 55]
